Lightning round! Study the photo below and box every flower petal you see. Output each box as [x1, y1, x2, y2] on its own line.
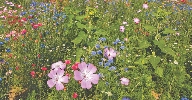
[47, 79, 55, 88]
[87, 64, 97, 74]
[81, 79, 92, 89]
[74, 70, 83, 80]
[90, 74, 99, 84]
[57, 69, 64, 77]
[48, 70, 56, 78]
[60, 76, 69, 83]
[56, 82, 64, 90]
[78, 62, 87, 72]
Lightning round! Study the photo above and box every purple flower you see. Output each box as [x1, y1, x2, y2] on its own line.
[120, 77, 129, 85]
[181, 97, 189, 100]
[122, 97, 130, 100]
[74, 62, 99, 89]
[104, 48, 117, 60]
[97, 50, 102, 55]
[108, 66, 116, 71]
[51, 61, 66, 71]
[120, 26, 125, 32]
[47, 69, 69, 90]
[91, 51, 97, 56]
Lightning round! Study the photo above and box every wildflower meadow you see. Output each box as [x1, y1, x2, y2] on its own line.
[0, 0, 192, 100]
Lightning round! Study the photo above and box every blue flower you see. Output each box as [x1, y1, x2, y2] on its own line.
[113, 38, 120, 45]
[99, 37, 106, 42]
[99, 62, 103, 66]
[104, 62, 111, 67]
[122, 97, 130, 100]
[124, 68, 128, 71]
[40, 44, 45, 48]
[105, 82, 109, 85]
[120, 46, 125, 50]
[107, 59, 113, 63]
[20, 11, 26, 16]
[97, 50, 102, 55]
[91, 51, 97, 56]
[108, 66, 116, 71]
[181, 97, 189, 100]
[4, 37, 10, 42]
[0, 41, 4, 46]
[6, 49, 11, 52]
[95, 44, 100, 49]
[0, 78, 2, 82]
[98, 73, 104, 78]
[9, 68, 12, 70]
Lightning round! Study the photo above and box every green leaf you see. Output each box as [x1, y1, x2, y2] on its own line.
[143, 25, 156, 32]
[155, 67, 163, 77]
[149, 56, 161, 68]
[94, 29, 107, 36]
[134, 56, 148, 65]
[138, 40, 151, 49]
[77, 23, 86, 29]
[76, 48, 83, 62]
[153, 39, 166, 48]
[161, 47, 175, 56]
[72, 31, 87, 44]
[163, 28, 175, 34]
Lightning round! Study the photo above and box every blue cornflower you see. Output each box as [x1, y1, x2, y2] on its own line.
[104, 62, 111, 67]
[20, 11, 26, 16]
[40, 44, 45, 48]
[124, 68, 128, 71]
[0, 41, 4, 46]
[30, 1, 37, 7]
[95, 44, 100, 49]
[181, 97, 189, 100]
[4, 37, 10, 42]
[99, 37, 106, 42]
[97, 50, 102, 55]
[122, 97, 130, 100]
[108, 66, 116, 71]
[91, 51, 97, 56]
[120, 46, 125, 50]
[113, 38, 120, 45]
[107, 59, 113, 63]
[6, 48, 11, 52]
[99, 62, 103, 66]
[0, 78, 2, 82]
[98, 73, 104, 78]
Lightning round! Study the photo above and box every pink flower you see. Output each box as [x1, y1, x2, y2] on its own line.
[74, 62, 99, 89]
[51, 61, 66, 71]
[120, 26, 125, 32]
[143, 4, 148, 9]
[21, 29, 27, 35]
[47, 69, 69, 91]
[134, 18, 140, 24]
[104, 48, 117, 60]
[120, 77, 129, 85]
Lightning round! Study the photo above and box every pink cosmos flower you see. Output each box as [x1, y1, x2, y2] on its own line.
[134, 18, 140, 24]
[143, 4, 148, 9]
[74, 62, 99, 89]
[120, 26, 125, 32]
[51, 61, 66, 71]
[120, 77, 129, 85]
[47, 69, 69, 90]
[104, 48, 117, 60]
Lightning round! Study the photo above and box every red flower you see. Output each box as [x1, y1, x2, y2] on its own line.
[32, 64, 36, 67]
[180, 0, 186, 3]
[65, 60, 71, 65]
[30, 71, 35, 77]
[72, 92, 78, 99]
[41, 66, 47, 71]
[15, 66, 19, 70]
[21, 18, 27, 22]
[37, 54, 40, 58]
[71, 62, 79, 71]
